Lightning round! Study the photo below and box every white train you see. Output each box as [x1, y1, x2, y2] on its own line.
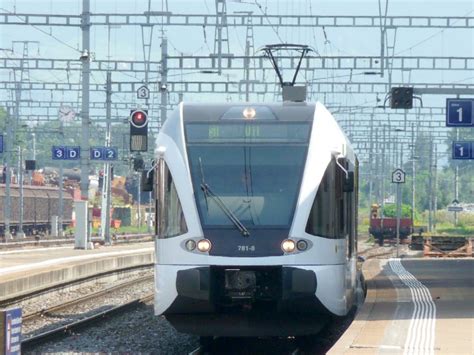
[152, 101, 359, 338]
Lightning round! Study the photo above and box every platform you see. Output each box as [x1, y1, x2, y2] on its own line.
[329, 258, 474, 355]
[0, 242, 154, 301]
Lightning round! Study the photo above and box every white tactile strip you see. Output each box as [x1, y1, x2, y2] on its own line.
[389, 258, 436, 355]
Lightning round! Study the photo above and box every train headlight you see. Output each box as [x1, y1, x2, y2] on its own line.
[243, 107, 256, 119]
[281, 239, 296, 253]
[197, 239, 212, 252]
[296, 240, 308, 251]
[185, 239, 196, 251]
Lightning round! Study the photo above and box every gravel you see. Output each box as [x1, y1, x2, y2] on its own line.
[26, 299, 359, 355]
[23, 277, 154, 337]
[25, 300, 199, 354]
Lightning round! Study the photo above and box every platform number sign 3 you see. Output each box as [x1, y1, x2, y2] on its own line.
[392, 169, 406, 184]
[137, 85, 150, 99]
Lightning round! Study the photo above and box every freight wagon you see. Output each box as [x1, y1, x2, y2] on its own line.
[369, 204, 413, 245]
[0, 184, 73, 236]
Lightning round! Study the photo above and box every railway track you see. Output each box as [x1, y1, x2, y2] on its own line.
[358, 244, 396, 260]
[21, 293, 154, 349]
[22, 274, 153, 322]
[0, 263, 153, 308]
[187, 338, 302, 355]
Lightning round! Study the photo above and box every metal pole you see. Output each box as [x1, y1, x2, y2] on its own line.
[160, 37, 168, 126]
[396, 182, 401, 258]
[137, 173, 141, 229]
[381, 125, 386, 224]
[4, 107, 12, 240]
[148, 191, 152, 233]
[215, 0, 223, 75]
[454, 129, 459, 226]
[58, 120, 64, 237]
[368, 113, 374, 207]
[104, 72, 112, 244]
[244, 40, 250, 101]
[80, 0, 91, 201]
[18, 146, 24, 238]
[411, 123, 415, 223]
[428, 140, 433, 232]
[32, 132, 36, 160]
[433, 144, 438, 231]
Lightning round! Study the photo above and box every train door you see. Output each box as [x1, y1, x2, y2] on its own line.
[336, 158, 357, 307]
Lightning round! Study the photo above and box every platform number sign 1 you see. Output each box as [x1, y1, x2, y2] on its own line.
[0, 134, 3, 153]
[446, 99, 474, 127]
[391, 168, 406, 184]
[452, 141, 473, 160]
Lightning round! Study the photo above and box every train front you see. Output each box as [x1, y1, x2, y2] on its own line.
[154, 102, 357, 336]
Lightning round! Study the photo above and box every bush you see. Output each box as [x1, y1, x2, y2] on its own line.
[383, 204, 412, 218]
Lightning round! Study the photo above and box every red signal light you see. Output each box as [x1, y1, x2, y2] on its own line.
[130, 110, 148, 128]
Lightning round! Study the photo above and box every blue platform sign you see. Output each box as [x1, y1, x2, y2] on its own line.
[67, 147, 81, 160]
[1, 307, 22, 355]
[446, 99, 474, 127]
[52, 146, 81, 160]
[90, 147, 118, 161]
[0, 134, 3, 153]
[52, 146, 66, 160]
[90, 147, 104, 160]
[452, 141, 473, 160]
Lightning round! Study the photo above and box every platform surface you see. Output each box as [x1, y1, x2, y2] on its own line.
[329, 258, 474, 355]
[0, 242, 154, 279]
[0, 242, 154, 300]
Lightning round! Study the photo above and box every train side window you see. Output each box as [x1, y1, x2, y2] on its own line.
[306, 158, 353, 240]
[157, 163, 188, 238]
[305, 159, 338, 238]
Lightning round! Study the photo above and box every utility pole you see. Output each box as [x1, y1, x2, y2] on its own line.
[244, 39, 251, 102]
[433, 144, 438, 231]
[381, 125, 386, 220]
[429, 142, 433, 233]
[214, 0, 230, 75]
[80, 0, 91, 201]
[411, 123, 416, 223]
[18, 146, 24, 239]
[137, 172, 141, 229]
[236, 11, 255, 101]
[368, 113, 374, 206]
[4, 107, 12, 240]
[58, 120, 64, 237]
[160, 37, 168, 126]
[454, 128, 459, 226]
[100, 72, 112, 245]
[396, 180, 401, 257]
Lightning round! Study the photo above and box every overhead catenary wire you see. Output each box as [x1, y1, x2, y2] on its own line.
[0, 7, 81, 54]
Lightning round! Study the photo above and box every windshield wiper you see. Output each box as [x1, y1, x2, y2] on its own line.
[200, 182, 250, 237]
[198, 157, 250, 237]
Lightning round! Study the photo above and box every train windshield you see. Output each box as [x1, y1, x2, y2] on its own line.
[186, 122, 310, 228]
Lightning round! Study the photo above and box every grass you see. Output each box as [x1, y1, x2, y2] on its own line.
[432, 224, 474, 236]
[91, 225, 153, 235]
